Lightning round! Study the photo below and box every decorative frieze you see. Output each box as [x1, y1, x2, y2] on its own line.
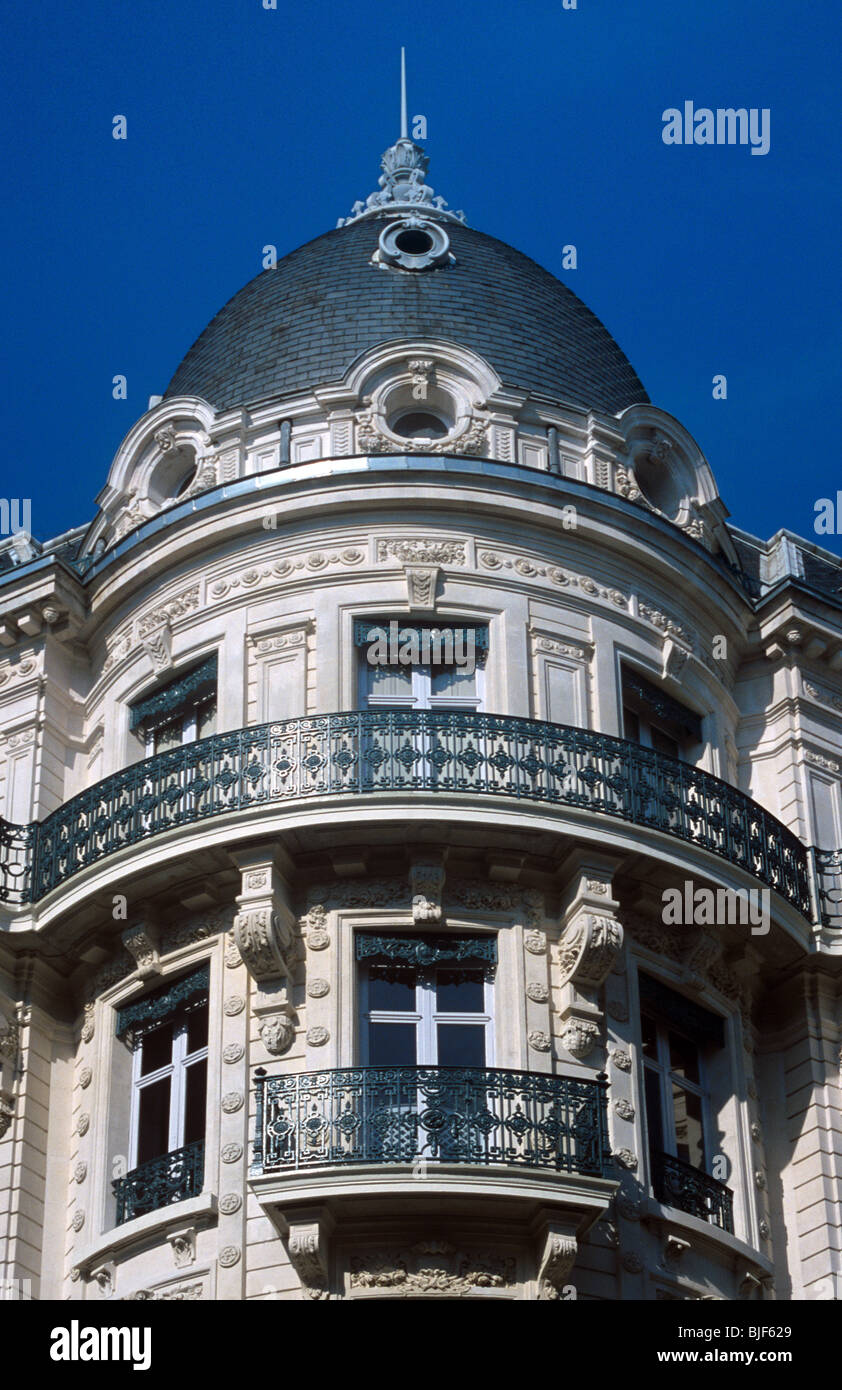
[349, 1242, 517, 1296]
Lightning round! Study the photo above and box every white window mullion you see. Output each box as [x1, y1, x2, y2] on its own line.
[169, 1025, 187, 1150]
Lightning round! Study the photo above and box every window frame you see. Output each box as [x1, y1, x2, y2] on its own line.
[641, 1010, 714, 1177]
[127, 1001, 209, 1169]
[359, 959, 495, 1067]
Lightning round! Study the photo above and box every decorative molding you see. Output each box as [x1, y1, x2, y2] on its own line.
[219, 1193, 242, 1216]
[614, 1149, 638, 1171]
[614, 1098, 635, 1122]
[307, 1026, 330, 1047]
[286, 1217, 332, 1300]
[536, 1229, 577, 1300]
[307, 978, 330, 999]
[223, 995, 245, 1017]
[409, 858, 445, 924]
[221, 1091, 244, 1114]
[218, 1246, 241, 1268]
[610, 1049, 632, 1072]
[525, 982, 548, 1003]
[560, 1019, 600, 1060]
[167, 1227, 196, 1269]
[208, 549, 363, 601]
[220, 1143, 243, 1164]
[103, 586, 201, 674]
[528, 1030, 552, 1052]
[121, 919, 161, 980]
[404, 564, 439, 611]
[349, 1241, 517, 1296]
[376, 538, 467, 567]
[258, 1015, 295, 1055]
[222, 1043, 244, 1064]
[556, 913, 623, 990]
[78, 1066, 92, 1090]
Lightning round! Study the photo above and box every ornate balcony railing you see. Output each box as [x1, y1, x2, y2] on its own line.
[652, 1150, 734, 1233]
[0, 710, 825, 920]
[252, 1066, 611, 1177]
[112, 1140, 205, 1226]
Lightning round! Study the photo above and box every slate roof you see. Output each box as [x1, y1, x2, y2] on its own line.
[164, 219, 649, 415]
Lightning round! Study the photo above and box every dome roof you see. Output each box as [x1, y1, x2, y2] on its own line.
[164, 218, 648, 417]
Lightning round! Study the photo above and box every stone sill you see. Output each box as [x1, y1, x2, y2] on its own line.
[75, 1190, 218, 1275]
[641, 1196, 774, 1279]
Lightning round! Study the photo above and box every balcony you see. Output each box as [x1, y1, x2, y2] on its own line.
[651, 1150, 734, 1233]
[0, 709, 832, 923]
[252, 1066, 611, 1178]
[112, 1139, 205, 1225]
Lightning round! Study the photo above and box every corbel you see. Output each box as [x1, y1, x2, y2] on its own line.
[555, 851, 625, 1060]
[122, 907, 161, 980]
[409, 852, 446, 924]
[278, 1207, 335, 1301]
[230, 847, 296, 983]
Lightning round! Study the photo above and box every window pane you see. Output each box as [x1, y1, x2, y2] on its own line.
[651, 726, 680, 760]
[368, 665, 413, 698]
[640, 1012, 658, 1060]
[668, 1031, 700, 1085]
[368, 965, 417, 1012]
[154, 717, 183, 753]
[184, 1058, 207, 1145]
[672, 1082, 705, 1168]
[430, 666, 477, 698]
[186, 1003, 209, 1054]
[623, 707, 640, 742]
[368, 1022, 416, 1065]
[196, 699, 217, 739]
[436, 969, 484, 1013]
[644, 1065, 664, 1157]
[140, 1022, 173, 1076]
[437, 1024, 485, 1067]
[137, 1077, 171, 1164]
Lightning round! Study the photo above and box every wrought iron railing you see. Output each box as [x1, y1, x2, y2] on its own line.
[112, 1139, 205, 1226]
[813, 847, 842, 931]
[253, 1066, 611, 1177]
[652, 1150, 734, 1233]
[0, 710, 825, 919]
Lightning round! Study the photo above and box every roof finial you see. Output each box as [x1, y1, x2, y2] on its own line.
[400, 47, 408, 140]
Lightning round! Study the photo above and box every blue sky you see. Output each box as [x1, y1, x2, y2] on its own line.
[2, 0, 840, 552]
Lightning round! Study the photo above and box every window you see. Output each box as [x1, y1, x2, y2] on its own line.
[638, 974, 733, 1232]
[356, 621, 487, 711]
[357, 934, 495, 1066]
[130, 654, 217, 754]
[621, 666, 702, 763]
[113, 968, 209, 1224]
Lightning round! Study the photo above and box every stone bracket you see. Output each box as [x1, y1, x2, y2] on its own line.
[278, 1207, 335, 1301]
[534, 1214, 578, 1300]
[167, 1226, 197, 1269]
[231, 849, 297, 982]
[409, 853, 446, 924]
[122, 911, 162, 980]
[404, 564, 439, 612]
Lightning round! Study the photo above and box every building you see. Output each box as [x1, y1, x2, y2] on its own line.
[0, 113, 840, 1304]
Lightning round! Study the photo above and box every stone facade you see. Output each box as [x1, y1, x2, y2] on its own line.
[0, 133, 839, 1304]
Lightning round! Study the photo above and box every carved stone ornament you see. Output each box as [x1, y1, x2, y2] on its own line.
[167, 1228, 196, 1269]
[223, 1043, 244, 1065]
[258, 1014, 295, 1056]
[81, 1004, 95, 1044]
[607, 999, 629, 1023]
[0, 1092, 14, 1140]
[218, 1246, 241, 1268]
[537, 1229, 577, 1300]
[524, 930, 547, 955]
[614, 1149, 638, 1171]
[616, 1194, 642, 1222]
[72, 1210, 85, 1232]
[409, 860, 445, 924]
[287, 1221, 330, 1300]
[556, 913, 624, 989]
[613, 1098, 635, 1122]
[405, 564, 439, 612]
[219, 1193, 243, 1216]
[622, 1252, 644, 1274]
[79, 1066, 92, 1089]
[610, 1048, 632, 1072]
[560, 1019, 600, 1060]
[221, 1091, 244, 1114]
[350, 1241, 517, 1296]
[233, 907, 290, 981]
[307, 978, 330, 999]
[528, 1030, 551, 1053]
[0, 1012, 18, 1061]
[308, 929, 330, 951]
[74, 1162, 87, 1184]
[122, 921, 161, 979]
[77, 1113, 90, 1137]
[223, 995, 245, 1017]
[525, 982, 548, 1003]
[307, 1026, 330, 1047]
[221, 1143, 243, 1164]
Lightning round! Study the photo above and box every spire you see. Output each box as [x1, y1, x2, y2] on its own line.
[337, 52, 466, 228]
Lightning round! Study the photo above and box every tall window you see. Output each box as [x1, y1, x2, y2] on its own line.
[130, 654, 218, 754]
[638, 974, 733, 1232]
[621, 666, 701, 763]
[356, 622, 487, 711]
[113, 968, 209, 1224]
[357, 934, 495, 1066]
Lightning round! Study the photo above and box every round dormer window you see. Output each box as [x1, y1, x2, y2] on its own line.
[391, 411, 448, 440]
[377, 218, 451, 271]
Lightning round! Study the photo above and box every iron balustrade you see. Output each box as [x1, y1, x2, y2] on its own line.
[0, 709, 828, 920]
[253, 1065, 612, 1177]
[652, 1150, 734, 1233]
[112, 1139, 205, 1226]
